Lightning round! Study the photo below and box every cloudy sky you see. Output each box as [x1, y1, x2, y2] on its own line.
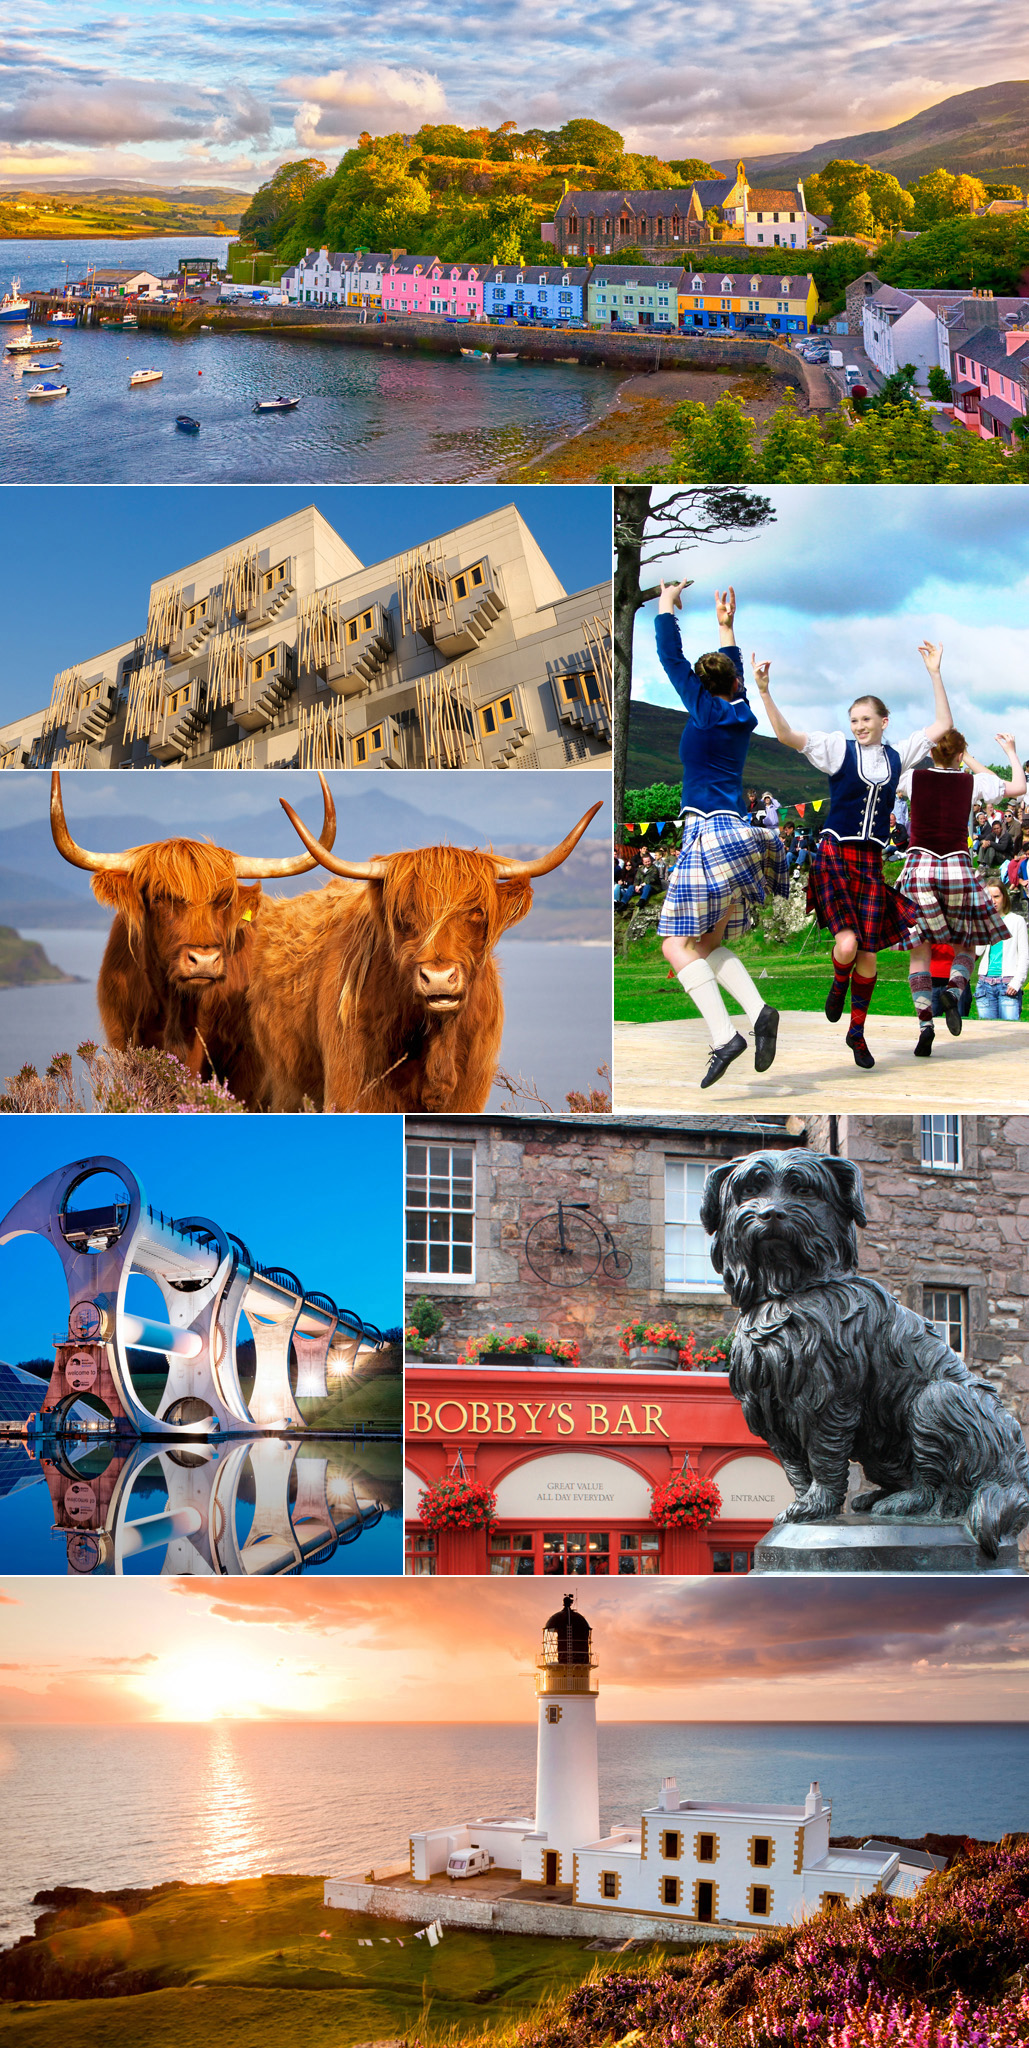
[631, 484, 1029, 764]
[1, 1576, 1028, 1723]
[0, 4, 1026, 188]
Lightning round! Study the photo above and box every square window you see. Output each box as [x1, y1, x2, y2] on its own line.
[921, 1116, 961, 1169]
[406, 1141, 475, 1279]
[661, 1875, 680, 1906]
[602, 1872, 618, 1898]
[661, 1830, 681, 1860]
[923, 1287, 966, 1356]
[665, 1158, 720, 1289]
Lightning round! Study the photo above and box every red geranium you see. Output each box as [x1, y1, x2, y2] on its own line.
[650, 1472, 722, 1529]
[418, 1477, 497, 1531]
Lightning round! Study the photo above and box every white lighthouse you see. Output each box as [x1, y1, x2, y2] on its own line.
[529, 1593, 600, 1885]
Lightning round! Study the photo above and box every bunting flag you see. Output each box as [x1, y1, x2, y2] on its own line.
[638, 820, 650, 832]
[796, 803, 806, 817]
[655, 821, 665, 833]
[624, 821, 635, 832]
[812, 799, 824, 812]
[778, 807, 788, 823]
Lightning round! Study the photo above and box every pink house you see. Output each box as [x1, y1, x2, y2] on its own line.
[951, 323, 1029, 445]
[384, 260, 484, 320]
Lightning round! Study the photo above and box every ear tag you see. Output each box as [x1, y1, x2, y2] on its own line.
[242, 907, 253, 921]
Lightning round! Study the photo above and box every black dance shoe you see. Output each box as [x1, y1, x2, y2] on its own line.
[753, 1004, 780, 1072]
[700, 1031, 748, 1089]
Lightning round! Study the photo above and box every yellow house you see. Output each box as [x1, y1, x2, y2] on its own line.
[676, 270, 818, 335]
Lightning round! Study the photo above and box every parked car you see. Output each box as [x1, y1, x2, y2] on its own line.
[844, 364, 862, 386]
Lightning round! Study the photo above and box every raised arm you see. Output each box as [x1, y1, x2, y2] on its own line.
[993, 734, 1027, 800]
[751, 657, 808, 753]
[715, 587, 737, 648]
[918, 641, 953, 742]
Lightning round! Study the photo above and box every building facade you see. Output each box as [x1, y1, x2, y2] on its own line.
[949, 323, 1029, 443]
[404, 1114, 1029, 1573]
[482, 266, 590, 324]
[0, 503, 612, 772]
[587, 265, 687, 328]
[676, 270, 817, 334]
[550, 166, 815, 259]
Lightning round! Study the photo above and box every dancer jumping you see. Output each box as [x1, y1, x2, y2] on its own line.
[898, 710, 1024, 1055]
[754, 642, 952, 1069]
[654, 580, 787, 1089]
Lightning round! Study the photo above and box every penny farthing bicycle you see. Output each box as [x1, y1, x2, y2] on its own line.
[524, 1202, 632, 1287]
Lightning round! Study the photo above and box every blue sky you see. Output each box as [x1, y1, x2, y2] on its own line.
[0, 1114, 403, 1361]
[631, 484, 1029, 762]
[0, 4, 1024, 186]
[0, 487, 609, 729]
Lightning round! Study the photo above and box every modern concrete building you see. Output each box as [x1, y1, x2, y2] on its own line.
[326, 1598, 933, 1938]
[0, 503, 612, 772]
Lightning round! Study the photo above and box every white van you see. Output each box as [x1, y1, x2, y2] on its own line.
[446, 1847, 493, 1880]
[844, 364, 862, 386]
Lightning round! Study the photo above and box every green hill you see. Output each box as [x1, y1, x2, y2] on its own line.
[736, 79, 1029, 187]
[627, 700, 824, 806]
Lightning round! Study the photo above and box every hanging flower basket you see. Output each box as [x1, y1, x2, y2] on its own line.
[417, 1476, 497, 1531]
[650, 1472, 723, 1530]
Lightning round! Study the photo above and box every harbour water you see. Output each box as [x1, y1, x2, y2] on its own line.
[1, 1718, 1025, 1945]
[0, 240, 622, 484]
[0, 933, 612, 1111]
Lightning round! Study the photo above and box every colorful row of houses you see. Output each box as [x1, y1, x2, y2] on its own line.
[283, 249, 818, 335]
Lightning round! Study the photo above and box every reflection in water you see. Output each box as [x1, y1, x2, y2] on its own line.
[0, 1435, 401, 1575]
[199, 1725, 265, 1881]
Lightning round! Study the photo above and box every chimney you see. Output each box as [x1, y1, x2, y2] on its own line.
[659, 1776, 679, 1812]
[804, 1781, 823, 1817]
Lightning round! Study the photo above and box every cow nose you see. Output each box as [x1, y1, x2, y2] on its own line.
[184, 947, 223, 976]
[416, 963, 460, 998]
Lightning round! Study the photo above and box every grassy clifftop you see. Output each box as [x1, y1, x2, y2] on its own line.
[0, 927, 75, 989]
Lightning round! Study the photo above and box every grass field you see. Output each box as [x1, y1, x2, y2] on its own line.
[615, 913, 933, 1025]
[0, 1876, 687, 2047]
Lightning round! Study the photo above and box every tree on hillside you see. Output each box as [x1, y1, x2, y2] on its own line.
[238, 159, 328, 249]
[415, 123, 484, 159]
[805, 160, 912, 236]
[654, 388, 1027, 485]
[875, 212, 1029, 291]
[547, 119, 624, 166]
[909, 167, 987, 226]
[485, 192, 543, 260]
[511, 128, 554, 162]
[612, 487, 774, 832]
[986, 183, 1024, 201]
[669, 158, 720, 180]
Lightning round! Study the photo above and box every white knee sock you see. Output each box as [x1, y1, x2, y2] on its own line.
[676, 958, 735, 1048]
[707, 945, 769, 1026]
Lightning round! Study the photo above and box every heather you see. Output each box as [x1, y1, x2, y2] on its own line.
[501, 1837, 1029, 2048]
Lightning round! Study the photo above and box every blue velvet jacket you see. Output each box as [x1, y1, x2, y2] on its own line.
[655, 612, 754, 817]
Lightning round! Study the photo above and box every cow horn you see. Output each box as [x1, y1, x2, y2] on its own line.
[230, 772, 338, 878]
[278, 798, 388, 881]
[50, 770, 137, 873]
[494, 801, 605, 880]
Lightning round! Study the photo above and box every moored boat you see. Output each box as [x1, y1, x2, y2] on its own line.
[6, 330, 59, 355]
[48, 311, 78, 327]
[26, 382, 69, 399]
[175, 415, 201, 433]
[0, 281, 31, 324]
[252, 394, 300, 412]
[460, 347, 492, 360]
[129, 367, 163, 387]
[495, 351, 518, 360]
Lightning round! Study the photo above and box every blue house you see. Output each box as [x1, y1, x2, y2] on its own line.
[483, 265, 591, 325]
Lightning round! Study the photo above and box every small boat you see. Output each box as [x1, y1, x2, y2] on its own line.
[0, 281, 31, 324]
[129, 367, 163, 387]
[495, 351, 518, 361]
[252, 394, 299, 412]
[123, 314, 138, 328]
[175, 414, 201, 433]
[6, 331, 58, 355]
[27, 360, 61, 373]
[26, 382, 69, 399]
[49, 311, 78, 327]
[459, 347, 492, 360]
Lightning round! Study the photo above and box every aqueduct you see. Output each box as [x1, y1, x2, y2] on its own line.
[0, 1155, 383, 1439]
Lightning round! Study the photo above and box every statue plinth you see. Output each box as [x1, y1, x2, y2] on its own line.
[754, 1520, 1025, 1575]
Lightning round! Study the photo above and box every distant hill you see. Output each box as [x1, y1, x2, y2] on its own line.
[628, 700, 823, 806]
[714, 80, 1029, 188]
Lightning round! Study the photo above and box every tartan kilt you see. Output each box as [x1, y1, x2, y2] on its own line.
[658, 812, 789, 941]
[808, 837, 918, 951]
[897, 847, 1010, 947]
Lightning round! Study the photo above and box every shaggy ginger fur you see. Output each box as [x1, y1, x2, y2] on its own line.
[700, 1149, 1029, 1560]
[247, 848, 535, 1112]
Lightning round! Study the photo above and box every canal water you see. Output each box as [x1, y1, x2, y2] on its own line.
[0, 239, 621, 484]
[0, 1431, 401, 1579]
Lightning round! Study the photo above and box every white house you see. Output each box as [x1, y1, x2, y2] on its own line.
[405, 1597, 933, 1931]
[283, 248, 355, 306]
[718, 163, 814, 249]
[862, 285, 949, 387]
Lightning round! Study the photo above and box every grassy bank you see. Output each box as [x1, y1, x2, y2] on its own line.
[615, 919, 927, 1025]
[0, 1876, 674, 2047]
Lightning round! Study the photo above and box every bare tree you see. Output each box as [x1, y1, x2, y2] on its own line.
[613, 486, 775, 833]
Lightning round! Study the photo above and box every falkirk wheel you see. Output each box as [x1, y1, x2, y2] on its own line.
[0, 1155, 380, 1440]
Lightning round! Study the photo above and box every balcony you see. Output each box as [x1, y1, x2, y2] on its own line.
[247, 557, 296, 626]
[149, 680, 208, 762]
[419, 559, 506, 659]
[65, 679, 116, 745]
[231, 646, 297, 732]
[324, 601, 394, 695]
[170, 598, 220, 665]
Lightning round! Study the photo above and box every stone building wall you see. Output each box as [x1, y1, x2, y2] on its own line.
[804, 1114, 1029, 1429]
[405, 1115, 801, 1369]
